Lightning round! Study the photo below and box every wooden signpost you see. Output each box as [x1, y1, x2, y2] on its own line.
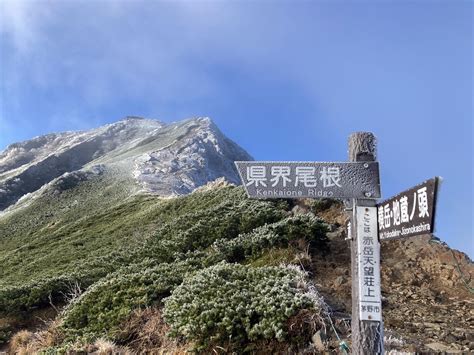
[348, 133, 383, 354]
[235, 132, 439, 355]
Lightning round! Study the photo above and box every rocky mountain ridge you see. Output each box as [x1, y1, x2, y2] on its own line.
[0, 117, 251, 211]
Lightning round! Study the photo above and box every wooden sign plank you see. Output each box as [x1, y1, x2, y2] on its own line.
[235, 161, 381, 199]
[377, 177, 439, 241]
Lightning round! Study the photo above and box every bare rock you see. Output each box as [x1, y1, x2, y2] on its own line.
[311, 330, 327, 352]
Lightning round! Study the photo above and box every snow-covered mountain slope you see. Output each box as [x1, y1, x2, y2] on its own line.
[0, 117, 252, 211]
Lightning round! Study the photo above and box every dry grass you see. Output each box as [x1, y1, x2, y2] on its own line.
[9, 330, 35, 354]
[286, 308, 325, 344]
[205, 338, 308, 355]
[118, 307, 188, 354]
[290, 238, 313, 269]
[10, 326, 135, 354]
[84, 338, 134, 354]
[8, 319, 63, 354]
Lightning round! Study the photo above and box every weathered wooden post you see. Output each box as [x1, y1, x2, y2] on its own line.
[348, 132, 384, 354]
[236, 131, 438, 354]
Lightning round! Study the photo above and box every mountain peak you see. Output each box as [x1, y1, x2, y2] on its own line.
[118, 116, 163, 125]
[0, 116, 252, 211]
[124, 115, 147, 120]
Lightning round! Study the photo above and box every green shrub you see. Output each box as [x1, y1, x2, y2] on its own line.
[247, 248, 301, 268]
[60, 259, 201, 340]
[0, 276, 87, 315]
[0, 251, 130, 315]
[139, 197, 287, 263]
[212, 214, 329, 262]
[163, 262, 313, 351]
[0, 326, 12, 345]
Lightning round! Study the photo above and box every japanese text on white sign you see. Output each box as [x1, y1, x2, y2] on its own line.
[357, 206, 382, 321]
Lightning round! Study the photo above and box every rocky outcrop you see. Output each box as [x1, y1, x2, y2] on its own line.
[132, 118, 251, 195]
[310, 202, 474, 353]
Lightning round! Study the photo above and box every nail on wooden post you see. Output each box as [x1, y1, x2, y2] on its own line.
[348, 132, 384, 354]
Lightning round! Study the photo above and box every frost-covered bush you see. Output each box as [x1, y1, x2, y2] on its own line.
[61, 259, 200, 340]
[212, 215, 329, 262]
[138, 195, 287, 263]
[212, 224, 278, 262]
[0, 274, 95, 316]
[0, 250, 131, 315]
[163, 262, 313, 350]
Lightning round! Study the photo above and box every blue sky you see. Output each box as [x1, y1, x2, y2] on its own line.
[0, 1, 472, 256]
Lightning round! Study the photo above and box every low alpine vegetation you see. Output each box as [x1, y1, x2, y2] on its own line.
[1, 184, 331, 352]
[163, 262, 315, 351]
[213, 214, 329, 262]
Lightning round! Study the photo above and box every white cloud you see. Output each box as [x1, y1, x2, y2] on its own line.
[0, 0, 52, 54]
[1, 0, 228, 111]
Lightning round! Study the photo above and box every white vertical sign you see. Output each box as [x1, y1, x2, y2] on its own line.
[357, 206, 382, 321]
